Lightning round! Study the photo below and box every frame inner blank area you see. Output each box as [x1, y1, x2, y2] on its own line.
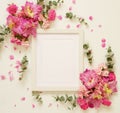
[36, 34, 80, 90]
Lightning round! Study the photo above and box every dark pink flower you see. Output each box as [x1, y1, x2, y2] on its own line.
[48, 9, 56, 21]
[77, 98, 88, 110]
[80, 69, 98, 89]
[7, 3, 18, 15]
[102, 99, 111, 106]
[108, 72, 116, 81]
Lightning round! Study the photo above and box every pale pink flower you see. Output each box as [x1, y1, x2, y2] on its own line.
[42, 20, 51, 29]
[80, 69, 98, 89]
[48, 9, 56, 21]
[102, 70, 109, 77]
[7, 3, 18, 15]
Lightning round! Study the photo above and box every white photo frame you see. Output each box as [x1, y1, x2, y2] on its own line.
[32, 30, 84, 91]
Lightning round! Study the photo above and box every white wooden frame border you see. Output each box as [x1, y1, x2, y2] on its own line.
[32, 29, 84, 91]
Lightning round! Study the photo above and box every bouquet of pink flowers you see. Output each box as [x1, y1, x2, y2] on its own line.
[77, 63, 117, 110]
[6, 1, 56, 45]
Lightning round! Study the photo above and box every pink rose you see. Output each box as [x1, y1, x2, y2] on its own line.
[109, 72, 116, 81]
[48, 9, 56, 21]
[7, 4, 18, 15]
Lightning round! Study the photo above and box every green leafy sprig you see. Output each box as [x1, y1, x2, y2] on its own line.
[32, 91, 43, 104]
[0, 25, 10, 44]
[83, 43, 93, 65]
[54, 94, 77, 110]
[66, 12, 88, 26]
[19, 56, 28, 80]
[37, 0, 63, 17]
[106, 46, 114, 72]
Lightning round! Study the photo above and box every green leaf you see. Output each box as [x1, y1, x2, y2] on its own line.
[52, 1, 57, 6]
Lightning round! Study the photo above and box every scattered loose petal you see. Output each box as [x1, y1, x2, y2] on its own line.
[69, 6, 72, 11]
[98, 24, 102, 28]
[101, 38, 106, 42]
[4, 45, 8, 48]
[13, 47, 17, 51]
[8, 71, 14, 81]
[57, 103, 59, 108]
[72, 0, 76, 4]
[32, 104, 35, 108]
[21, 97, 26, 101]
[101, 43, 106, 48]
[76, 24, 80, 28]
[89, 16, 93, 21]
[48, 103, 52, 107]
[57, 15, 63, 20]
[66, 24, 70, 29]
[90, 29, 94, 32]
[9, 55, 14, 60]
[0, 75, 6, 80]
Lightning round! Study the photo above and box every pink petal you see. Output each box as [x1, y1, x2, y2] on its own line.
[66, 24, 70, 29]
[0, 75, 6, 80]
[9, 55, 14, 60]
[21, 97, 26, 101]
[72, 0, 76, 4]
[48, 103, 52, 107]
[13, 47, 17, 51]
[8, 71, 14, 81]
[57, 15, 63, 20]
[89, 16, 93, 21]
[98, 24, 102, 28]
[101, 38, 106, 42]
[90, 29, 94, 32]
[4, 45, 8, 48]
[32, 104, 35, 108]
[69, 6, 72, 11]
[76, 24, 80, 28]
[101, 43, 106, 48]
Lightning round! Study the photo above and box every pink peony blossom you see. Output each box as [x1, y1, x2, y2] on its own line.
[7, 3, 18, 15]
[80, 69, 98, 89]
[48, 9, 56, 21]
[21, 1, 42, 20]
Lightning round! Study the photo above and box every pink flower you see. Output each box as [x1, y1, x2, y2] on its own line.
[102, 99, 111, 106]
[21, 1, 42, 20]
[48, 9, 56, 21]
[42, 20, 51, 29]
[108, 72, 116, 81]
[80, 69, 98, 89]
[9, 55, 14, 60]
[77, 98, 88, 110]
[7, 3, 18, 15]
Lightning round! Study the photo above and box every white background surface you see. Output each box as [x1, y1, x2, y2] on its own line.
[0, 0, 120, 113]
